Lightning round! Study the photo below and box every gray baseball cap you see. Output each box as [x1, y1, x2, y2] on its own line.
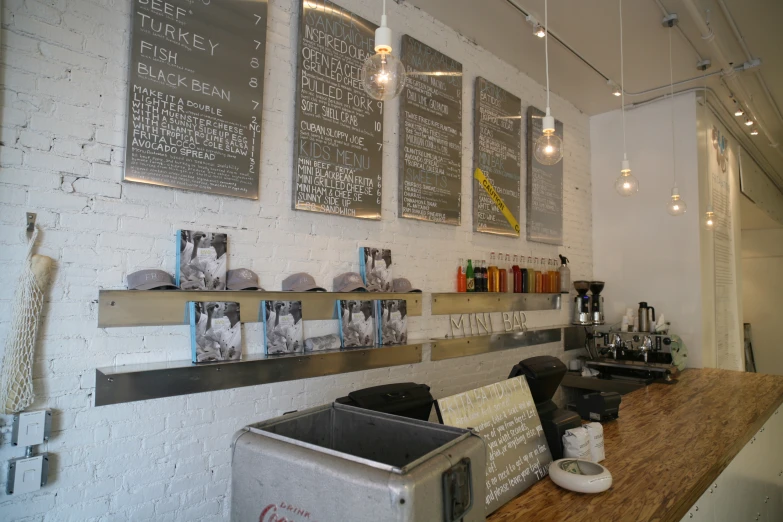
[393, 278, 422, 293]
[127, 269, 178, 290]
[333, 272, 367, 292]
[282, 273, 326, 292]
[227, 269, 265, 291]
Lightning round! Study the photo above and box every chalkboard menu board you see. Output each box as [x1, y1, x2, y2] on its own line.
[526, 106, 564, 245]
[124, 0, 267, 199]
[398, 36, 462, 225]
[473, 78, 522, 236]
[292, 0, 383, 220]
[437, 377, 552, 514]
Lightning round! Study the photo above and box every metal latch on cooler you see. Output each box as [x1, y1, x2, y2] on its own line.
[442, 458, 473, 522]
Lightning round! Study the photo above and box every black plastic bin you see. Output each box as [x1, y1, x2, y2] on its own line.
[335, 382, 434, 421]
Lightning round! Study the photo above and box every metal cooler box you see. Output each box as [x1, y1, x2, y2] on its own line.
[231, 403, 486, 522]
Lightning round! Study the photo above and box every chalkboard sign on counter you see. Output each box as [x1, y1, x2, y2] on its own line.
[124, 0, 267, 199]
[473, 78, 522, 236]
[292, 0, 384, 220]
[398, 36, 463, 225]
[526, 106, 564, 245]
[437, 376, 553, 514]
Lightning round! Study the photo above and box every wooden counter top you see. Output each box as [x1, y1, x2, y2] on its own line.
[488, 368, 783, 522]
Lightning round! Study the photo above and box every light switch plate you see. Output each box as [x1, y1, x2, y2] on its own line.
[6, 454, 48, 495]
[11, 410, 52, 447]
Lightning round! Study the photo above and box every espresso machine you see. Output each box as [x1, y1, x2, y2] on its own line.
[572, 281, 591, 325]
[589, 281, 605, 325]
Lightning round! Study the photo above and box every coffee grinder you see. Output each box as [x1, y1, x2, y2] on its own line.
[572, 280, 592, 325]
[589, 281, 605, 325]
[509, 356, 581, 460]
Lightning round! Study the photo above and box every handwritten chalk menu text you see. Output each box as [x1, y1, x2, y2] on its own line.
[437, 376, 552, 514]
[292, 0, 383, 220]
[473, 78, 522, 236]
[124, 0, 267, 199]
[398, 36, 462, 225]
[526, 106, 564, 245]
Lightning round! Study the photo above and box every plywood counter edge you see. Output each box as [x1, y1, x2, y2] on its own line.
[487, 369, 783, 522]
[661, 378, 783, 522]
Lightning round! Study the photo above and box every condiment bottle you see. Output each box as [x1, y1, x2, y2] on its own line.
[534, 258, 542, 293]
[512, 255, 521, 293]
[522, 256, 530, 293]
[488, 253, 499, 293]
[558, 255, 570, 293]
[466, 259, 475, 292]
[532, 257, 539, 293]
[498, 252, 507, 293]
[503, 254, 514, 293]
[457, 258, 467, 292]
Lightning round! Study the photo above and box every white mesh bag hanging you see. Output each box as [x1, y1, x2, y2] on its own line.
[0, 228, 53, 414]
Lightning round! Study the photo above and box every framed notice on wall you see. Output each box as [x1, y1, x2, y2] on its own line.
[473, 77, 522, 236]
[292, 0, 384, 220]
[436, 377, 552, 515]
[526, 106, 564, 245]
[124, 0, 267, 199]
[398, 35, 463, 225]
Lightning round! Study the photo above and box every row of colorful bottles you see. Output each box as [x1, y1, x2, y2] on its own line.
[457, 253, 570, 293]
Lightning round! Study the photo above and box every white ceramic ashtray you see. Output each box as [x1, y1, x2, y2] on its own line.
[548, 458, 612, 494]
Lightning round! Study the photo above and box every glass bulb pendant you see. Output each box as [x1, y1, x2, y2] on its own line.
[667, 186, 687, 216]
[534, 110, 563, 165]
[361, 52, 405, 101]
[361, 13, 406, 101]
[614, 158, 638, 196]
[703, 207, 716, 231]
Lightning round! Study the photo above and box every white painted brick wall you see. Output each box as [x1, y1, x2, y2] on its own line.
[0, 0, 592, 519]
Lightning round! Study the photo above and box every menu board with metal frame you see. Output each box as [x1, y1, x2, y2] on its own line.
[473, 77, 522, 236]
[292, 0, 384, 220]
[436, 376, 553, 514]
[526, 106, 564, 245]
[398, 35, 463, 225]
[124, 0, 267, 199]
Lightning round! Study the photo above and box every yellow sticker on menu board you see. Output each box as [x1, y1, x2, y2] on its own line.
[473, 168, 521, 234]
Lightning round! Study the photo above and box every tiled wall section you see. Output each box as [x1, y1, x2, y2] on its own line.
[0, 0, 592, 519]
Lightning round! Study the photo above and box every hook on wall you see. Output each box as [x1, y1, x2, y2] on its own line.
[26, 213, 36, 240]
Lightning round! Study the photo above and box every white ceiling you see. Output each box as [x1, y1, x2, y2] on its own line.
[405, 0, 783, 187]
[740, 195, 783, 230]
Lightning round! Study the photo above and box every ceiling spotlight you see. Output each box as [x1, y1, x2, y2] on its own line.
[751, 129, 759, 136]
[734, 108, 745, 117]
[745, 118, 754, 126]
[607, 80, 621, 97]
[534, 24, 546, 38]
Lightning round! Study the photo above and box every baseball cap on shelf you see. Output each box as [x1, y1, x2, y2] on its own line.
[227, 269, 265, 291]
[333, 272, 367, 292]
[282, 273, 326, 292]
[127, 269, 178, 290]
[393, 278, 422, 293]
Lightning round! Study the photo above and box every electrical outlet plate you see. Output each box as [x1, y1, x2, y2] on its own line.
[11, 410, 52, 447]
[6, 454, 48, 495]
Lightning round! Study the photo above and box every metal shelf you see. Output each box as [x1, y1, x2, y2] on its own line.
[430, 293, 562, 315]
[95, 343, 423, 406]
[430, 327, 562, 361]
[97, 290, 423, 327]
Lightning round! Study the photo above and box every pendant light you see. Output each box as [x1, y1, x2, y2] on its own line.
[533, 0, 564, 166]
[361, 0, 406, 101]
[665, 27, 687, 216]
[702, 76, 715, 231]
[614, 0, 638, 197]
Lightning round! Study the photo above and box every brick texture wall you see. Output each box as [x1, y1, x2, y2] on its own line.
[0, 0, 592, 519]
